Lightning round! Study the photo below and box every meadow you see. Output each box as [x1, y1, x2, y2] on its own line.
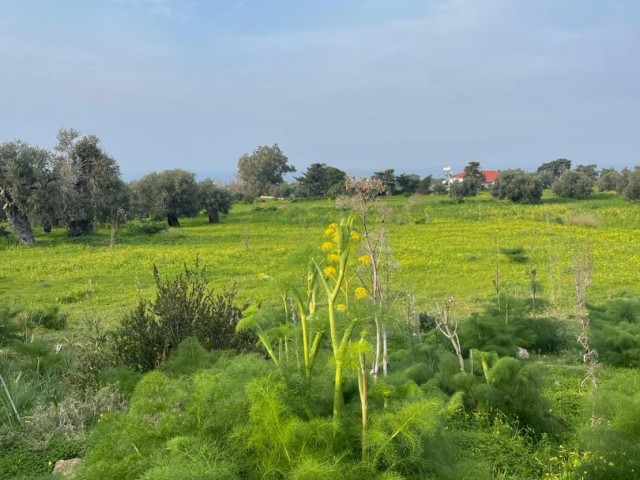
[2, 191, 639, 325]
[3, 191, 640, 479]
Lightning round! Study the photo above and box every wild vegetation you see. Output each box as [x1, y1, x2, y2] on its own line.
[1, 189, 640, 478]
[3, 133, 640, 477]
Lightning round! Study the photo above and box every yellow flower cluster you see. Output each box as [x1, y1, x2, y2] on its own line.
[358, 255, 371, 265]
[327, 253, 340, 263]
[336, 303, 347, 312]
[323, 266, 337, 277]
[321, 241, 334, 252]
[324, 223, 338, 237]
[355, 286, 368, 299]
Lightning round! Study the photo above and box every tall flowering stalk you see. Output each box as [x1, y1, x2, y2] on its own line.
[288, 264, 322, 384]
[316, 217, 360, 419]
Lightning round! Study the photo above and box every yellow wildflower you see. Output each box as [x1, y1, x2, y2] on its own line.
[336, 303, 347, 312]
[323, 266, 337, 277]
[321, 241, 334, 252]
[350, 230, 360, 241]
[358, 255, 371, 265]
[327, 253, 340, 263]
[355, 287, 368, 299]
[324, 223, 338, 237]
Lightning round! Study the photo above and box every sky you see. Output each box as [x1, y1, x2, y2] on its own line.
[1, 0, 638, 181]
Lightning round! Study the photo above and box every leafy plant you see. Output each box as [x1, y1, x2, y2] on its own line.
[113, 260, 257, 371]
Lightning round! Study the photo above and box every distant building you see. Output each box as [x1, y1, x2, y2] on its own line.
[451, 170, 500, 188]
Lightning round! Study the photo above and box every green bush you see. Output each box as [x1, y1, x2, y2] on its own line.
[128, 221, 168, 236]
[0, 434, 83, 480]
[459, 301, 568, 357]
[590, 300, 640, 367]
[24, 306, 68, 331]
[113, 261, 257, 371]
[576, 370, 640, 478]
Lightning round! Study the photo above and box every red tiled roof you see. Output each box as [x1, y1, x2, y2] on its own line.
[452, 170, 500, 183]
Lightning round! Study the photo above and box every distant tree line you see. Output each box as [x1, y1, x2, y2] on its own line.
[3, 131, 640, 244]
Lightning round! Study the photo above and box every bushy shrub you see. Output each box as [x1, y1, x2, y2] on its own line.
[590, 300, 640, 367]
[24, 306, 68, 331]
[576, 369, 640, 478]
[459, 355, 562, 436]
[128, 221, 167, 236]
[113, 261, 257, 371]
[79, 342, 476, 479]
[459, 307, 568, 357]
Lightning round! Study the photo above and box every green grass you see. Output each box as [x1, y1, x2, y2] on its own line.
[2, 192, 639, 326]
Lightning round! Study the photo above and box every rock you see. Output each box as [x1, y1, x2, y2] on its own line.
[516, 347, 530, 360]
[52, 458, 81, 477]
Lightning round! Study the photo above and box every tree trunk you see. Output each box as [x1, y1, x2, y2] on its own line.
[208, 209, 220, 224]
[167, 214, 180, 227]
[68, 219, 93, 237]
[1, 190, 35, 245]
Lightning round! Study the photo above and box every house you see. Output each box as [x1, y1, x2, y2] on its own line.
[451, 170, 500, 188]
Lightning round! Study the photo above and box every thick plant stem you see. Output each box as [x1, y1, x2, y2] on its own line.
[317, 217, 355, 420]
[358, 352, 368, 462]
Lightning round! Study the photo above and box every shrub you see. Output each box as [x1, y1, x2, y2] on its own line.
[590, 300, 640, 367]
[128, 221, 167, 236]
[113, 261, 257, 372]
[576, 370, 640, 478]
[24, 306, 68, 331]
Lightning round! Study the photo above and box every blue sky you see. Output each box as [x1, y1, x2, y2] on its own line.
[1, 0, 638, 181]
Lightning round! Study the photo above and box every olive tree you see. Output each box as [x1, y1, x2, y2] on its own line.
[198, 179, 232, 223]
[237, 144, 295, 197]
[621, 168, 640, 201]
[537, 158, 572, 187]
[450, 162, 485, 198]
[491, 169, 543, 204]
[54, 128, 126, 236]
[0, 141, 53, 244]
[598, 168, 623, 192]
[131, 169, 199, 226]
[552, 170, 594, 199]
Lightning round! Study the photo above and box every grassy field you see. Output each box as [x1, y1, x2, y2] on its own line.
[1, 191, 639, 326]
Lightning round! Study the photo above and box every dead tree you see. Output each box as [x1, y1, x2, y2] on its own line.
[574, 250, 599, 388]
[435, 295, 465, 373]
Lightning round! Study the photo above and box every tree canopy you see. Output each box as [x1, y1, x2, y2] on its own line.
[131, 169, 200, 226]
[237, 144, 295, 197]
[491, 169, 543, 204]
[295, 163, 346, 198]
[199, 179, 233, 223]
[552, 170, 594, 199]
[537, 158, 571, 187]
[0, 141, 53, 244]
[450, 162, 485, 198]
[54, 128, 126, 236]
